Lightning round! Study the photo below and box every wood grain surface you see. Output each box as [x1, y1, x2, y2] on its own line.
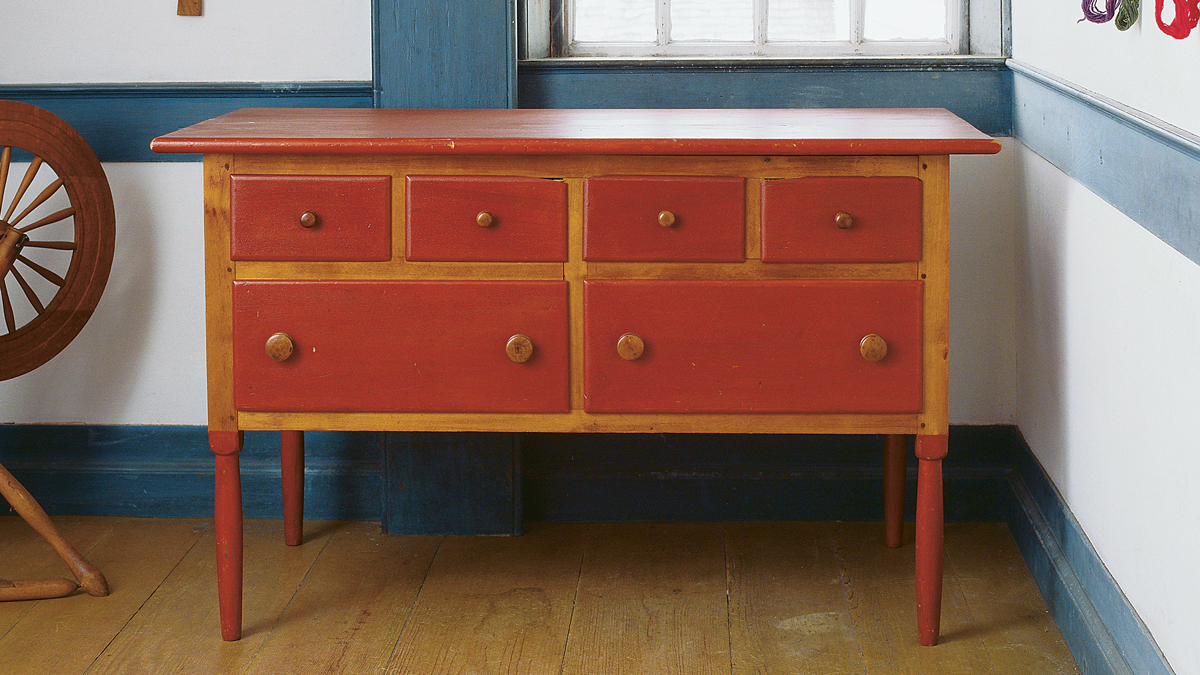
[0, 517, 1077, 674]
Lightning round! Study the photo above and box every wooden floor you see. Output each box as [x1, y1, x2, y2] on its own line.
[0, 516, 1078, 674]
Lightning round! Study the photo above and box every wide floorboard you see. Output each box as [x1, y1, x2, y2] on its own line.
[0, 517, 1078, 674]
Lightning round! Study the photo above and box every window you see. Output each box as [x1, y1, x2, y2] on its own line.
[525, 0, 971, 58]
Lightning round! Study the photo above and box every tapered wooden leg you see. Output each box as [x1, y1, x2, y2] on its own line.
[883, 433, 907, 548]
[210, 430, 244, 641]
[914, 433, 948, 646]
[0, 462, 108, 597]
[280, 430, 304, 547]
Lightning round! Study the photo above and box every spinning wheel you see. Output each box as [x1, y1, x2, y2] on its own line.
[0, 100, 115, 600]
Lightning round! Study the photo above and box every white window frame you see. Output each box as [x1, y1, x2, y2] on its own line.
[521, 0, 997, 60]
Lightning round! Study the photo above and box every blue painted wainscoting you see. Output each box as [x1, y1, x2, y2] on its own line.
[0, 82, 374, 163]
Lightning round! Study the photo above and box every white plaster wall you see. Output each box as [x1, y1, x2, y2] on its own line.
[1014, 144, 1200, 674]
[950, 141, 1018, 424]
[0, 164, 208, 425]
[0, 1, 372, 83]
[1011, 2, 1200, 672]
[1012, 1, 1200, 136]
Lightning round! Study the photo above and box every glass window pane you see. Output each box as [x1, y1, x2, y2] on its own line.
[768, 0, 849, 42]
[672, 0, 754, 42]
[574, 0, 656, 43]
[864, 0, 946, 40]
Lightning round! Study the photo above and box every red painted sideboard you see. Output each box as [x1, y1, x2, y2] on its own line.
[153, 107, 1000, 644]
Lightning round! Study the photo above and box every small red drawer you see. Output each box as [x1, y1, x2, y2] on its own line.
[230, 175, 391, 261]
[406, 176, 567, 262]
[233, 280, 569, 413]
[760, 176, 922, 263]
[583, 176, 745, 262]
[583, 279, 922, 413]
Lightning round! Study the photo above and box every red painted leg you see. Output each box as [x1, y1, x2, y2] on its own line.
[883, 434, 907, 549]
[914, 434, 948, 646]
[210, 430, 244, 641]
[280, 430, 304, 547]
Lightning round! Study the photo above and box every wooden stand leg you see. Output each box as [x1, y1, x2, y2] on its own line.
[0, 462, 109, 597]
[210, 430, 244, 641]
[280, 430, 304, 547]
[914, 434, 948, 646]
[883, 433, 907, 549]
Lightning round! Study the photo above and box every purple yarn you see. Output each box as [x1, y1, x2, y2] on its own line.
[1081, 0, 1122, 22]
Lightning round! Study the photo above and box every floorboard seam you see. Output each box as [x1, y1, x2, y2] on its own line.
[383, 534, 444, 671]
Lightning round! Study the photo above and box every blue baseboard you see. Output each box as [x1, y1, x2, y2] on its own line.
[0, 426, 383, 521]
[1003, 430, 1175, 675]
[0, 423, 1174, 674]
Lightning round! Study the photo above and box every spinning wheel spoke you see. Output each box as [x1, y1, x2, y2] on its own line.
[3, 156, 42, 223]
[0, 146, 10, 207]
[15, 254, 66, 287]
[20, 206, 76, 233]
[22, 240, 76, 251]
[9, 265, 45, 314]
[10, 177, 65, 228]
[1, 279, 14, 333]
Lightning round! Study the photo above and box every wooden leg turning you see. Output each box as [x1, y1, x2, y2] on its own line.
[210, 430, 244, 641]
[0, 462, 109, 598]
[914, 434, 948, 646]
[280, 430, 305, 547]
[883, 433, 907, 548]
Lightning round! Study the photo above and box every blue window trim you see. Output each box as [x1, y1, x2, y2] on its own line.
[517, 57, 1012, 136]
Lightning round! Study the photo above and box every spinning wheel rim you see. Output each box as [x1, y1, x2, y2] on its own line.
[0, 101, 115, 381]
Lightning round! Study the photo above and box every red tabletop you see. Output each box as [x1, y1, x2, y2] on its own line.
[151, 108, 1001, 157]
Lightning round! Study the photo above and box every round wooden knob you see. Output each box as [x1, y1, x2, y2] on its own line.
[617, 333, 645, 361]
[266, 333, 295, 362]
[657, 210, 677, 227]
[299, 211, 319, 228]
[506, 334, 534, 363]
[860, 334, 888, 362]
[834, 212, 854, 230]
[477, 211, 495, 228]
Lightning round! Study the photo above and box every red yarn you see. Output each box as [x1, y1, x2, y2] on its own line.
[1156, 0, 1200, 38]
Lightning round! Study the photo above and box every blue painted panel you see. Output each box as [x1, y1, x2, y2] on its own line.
[1011, 61, 1200, 267]
[523, 430, 1010, 523]
[382, 432, 521, 535]
[373, 0, 516, 108]
[518, 59, 1013, 136]
[0, 83, 373, 162]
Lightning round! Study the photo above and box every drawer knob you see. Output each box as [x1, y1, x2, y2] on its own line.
[477, 211, 495, 228]
[617, 333, 645, 361]
[506, 334, 535, 363]
[859, 334, 888, 362]
[834, 212, 854, 230]
[299, 211, 319, 228]
[657, 210, 677, 227]
[265, 332, 295, 362]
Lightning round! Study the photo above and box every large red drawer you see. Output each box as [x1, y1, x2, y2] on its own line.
[583, 280, 922, 413]
[233, 281, 569, 412]
[405, 176, 567, 262]
[583, 176, 745, 262]
[760, 176, 922, 262]
[230, 175, 391, 261]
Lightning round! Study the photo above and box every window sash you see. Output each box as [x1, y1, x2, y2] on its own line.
[553, 0, 964, 58]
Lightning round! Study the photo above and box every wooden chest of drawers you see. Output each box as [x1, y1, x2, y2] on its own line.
[153, 108, 999, 645]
